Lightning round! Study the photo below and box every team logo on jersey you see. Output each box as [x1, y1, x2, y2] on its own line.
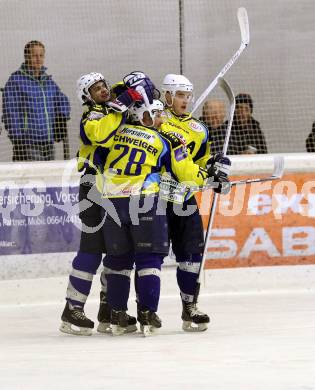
[170, 132, 187, 147]
[189, 121, 204, 132]
[87, 111, 105, 121]
[120, 127, 155, 143]
[174, 146, 188, 162]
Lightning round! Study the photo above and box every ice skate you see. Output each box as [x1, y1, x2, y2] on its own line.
[96, 291, 112, 333]
[59, 302, 94, 336]
[181, 301, 209, 332]
[110, 309, 131, 336]
[97, 292, 137, 334]
[137, 310, 162, 337]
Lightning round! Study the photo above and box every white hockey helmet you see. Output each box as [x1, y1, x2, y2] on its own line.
[129, 99, 164, 126]
[161, 74, 193, 96]
[76, 72, 109, 104]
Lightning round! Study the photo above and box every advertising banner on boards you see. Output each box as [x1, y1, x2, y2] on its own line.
[1, 171, 314, 269]
[0, 185, 80, 255]
[197, 173, 315, 269]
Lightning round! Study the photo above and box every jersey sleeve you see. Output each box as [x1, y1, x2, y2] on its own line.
[171, 146, 209, 186]
[80, 106, 126, 148]
[159, 131, 208, 186]
[192, 119, 212, 168]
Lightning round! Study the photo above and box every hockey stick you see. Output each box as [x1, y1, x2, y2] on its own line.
[194, 77, 235, 301]
[188, 155, 285, 191]
[231, 156, 285, 186]
[191, 7, 249, 115]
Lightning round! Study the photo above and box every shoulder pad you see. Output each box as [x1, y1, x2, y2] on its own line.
[87, 111, 105, 121]
[159, 129, 182, 148]
[82, 105, 108, 121]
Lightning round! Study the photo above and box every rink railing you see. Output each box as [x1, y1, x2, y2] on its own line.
[0, 153, 315, 281]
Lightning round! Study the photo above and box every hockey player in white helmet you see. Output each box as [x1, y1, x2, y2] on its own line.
[160, 74, 232, 332]
[161, 74, 194, 114]
[60, 71, 157, 336]
[76, 72, 111, 104]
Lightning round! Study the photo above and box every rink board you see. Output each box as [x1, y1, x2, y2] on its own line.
[199, 171, 315, 269]
[0, 154, 314, 281]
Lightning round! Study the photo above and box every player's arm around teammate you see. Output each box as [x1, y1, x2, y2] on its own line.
[60, 72, 148, 336]
[98, 98, 214, 336]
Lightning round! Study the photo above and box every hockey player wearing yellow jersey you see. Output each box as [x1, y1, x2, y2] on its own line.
[60, 72, 156, 336]
[99, 99, 212, 336]
[160, 74, 231, 331]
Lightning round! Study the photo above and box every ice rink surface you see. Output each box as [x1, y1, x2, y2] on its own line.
[0, 290, 315, 390]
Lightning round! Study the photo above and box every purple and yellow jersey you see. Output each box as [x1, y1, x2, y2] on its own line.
[161, 108, 211, 169]
[98, 123, 208, 198]
[77, 103, 125, 172]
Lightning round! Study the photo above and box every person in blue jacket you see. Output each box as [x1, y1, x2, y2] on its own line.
[2, 40, 71, 161]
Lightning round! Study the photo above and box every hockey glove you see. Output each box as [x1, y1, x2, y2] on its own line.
[107, 88, 143, 113]
[123, 71, 159, 105]
[207, 153, 231, 195]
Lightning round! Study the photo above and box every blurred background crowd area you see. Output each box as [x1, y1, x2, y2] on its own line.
[1, 0, 315, 161]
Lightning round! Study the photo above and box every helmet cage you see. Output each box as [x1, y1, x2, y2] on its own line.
[129, 99, 164, 126]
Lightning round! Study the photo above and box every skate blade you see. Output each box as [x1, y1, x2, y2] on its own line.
[140, 324, 158, 337]
[97, 322, 111, 334]
[59, 321, 92, 336]
[111, 324, 127, 336]
[141, 325, 155, 337]
[182, 321, 208, 332]
[126, 324, 138, 333]
[97, 322, 137, 334]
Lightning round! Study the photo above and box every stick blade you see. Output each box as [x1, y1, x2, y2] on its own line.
[218, 77, 235, 156]
[237, 7, 250, 45]
[218, 77, 235, 106]
[272, 156, 285, 178]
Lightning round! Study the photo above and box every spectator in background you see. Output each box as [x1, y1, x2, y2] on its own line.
[200, 99, 227, 154]
[306, 122, 315, 152]
[228, 93, 268, 155]
[2, 40, 71, 161]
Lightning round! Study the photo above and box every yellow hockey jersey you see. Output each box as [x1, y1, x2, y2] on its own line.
[98, 123, 209, 198]
[161, 108, 211, 168]
[77, 103, 126, 173]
